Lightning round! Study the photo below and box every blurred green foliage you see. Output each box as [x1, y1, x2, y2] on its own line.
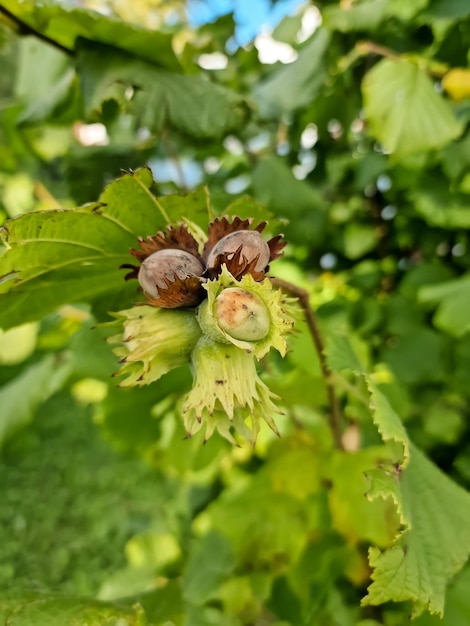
[1, 0, 470, 624]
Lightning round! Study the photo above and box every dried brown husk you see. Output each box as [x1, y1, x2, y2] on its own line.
[121, 224, 205, 308]
[203, 216, 286, 281]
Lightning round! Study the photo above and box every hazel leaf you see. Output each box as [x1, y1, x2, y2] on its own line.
[0, 170, 210, 329]
[362, 59, 463, 155]
[363, 387, 470, 617]
[364, 443, 470, 617]
[0, 590, 146, 626]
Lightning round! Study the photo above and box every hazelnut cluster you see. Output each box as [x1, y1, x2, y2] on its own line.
[109, 215, 296, 444]
[121, 216, 285, 308]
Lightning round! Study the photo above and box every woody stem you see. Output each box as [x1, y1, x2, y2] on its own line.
[270, 277, 343, 450]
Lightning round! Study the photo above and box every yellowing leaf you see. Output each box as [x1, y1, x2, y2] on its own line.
[0, 591, 146, 626]
[443, 68, 470, 101]
[266, 433, 325, 499]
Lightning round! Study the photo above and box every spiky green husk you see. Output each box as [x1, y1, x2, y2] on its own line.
[107, 306, 201, 386]
[182, 336, 281, 444]
[197, 265, 295, 359]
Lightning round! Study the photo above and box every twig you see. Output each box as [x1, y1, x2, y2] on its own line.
[34, 181, 61, 209]
[355, 41, 400, 60]
[270, 277, 344, 450]
[0, 4, 74, 56]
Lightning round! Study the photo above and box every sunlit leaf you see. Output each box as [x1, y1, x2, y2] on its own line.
[324, 0, 387, 32]
[0, 590, 146, 626]
[362, 59, 463, 154]
[0, 0, 180, 70]
[0, 354, 71, 447]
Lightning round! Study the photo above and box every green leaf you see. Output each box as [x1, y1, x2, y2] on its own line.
[136, 583, 185, 626]
[367, 382, 410, 466]
[98, 566, 162, 602]
[67, 323, 118, 381]
[399, 263, 456, 300]
[0, 354, 70, 447]
[1, 0, 180, 70]
[252, 156, 327, 245]
[327, 448, 400, 547]
[413, 565, 470, 626]
[126, 531, 181, 570]
[0, 169, 209, 329]
[0, 590, 146, 625]
[15, 38, 79, 126]
[253, 28, 330, 117]
[382, 327, 445, 384]
[77, 42, 246, 139]
[418, 275, 470, 337]
[158, 186, 213, 230]
[364, 443, 470, 617]
[286, 319, 322, 378]
[96, 167, 173, 234]
[411, 188, 470, 229]
[422, 403, 464, 445]
[325, 333, 366, 374]
[362, 59, 463, 155]
[96, 368, 190, 455]
[343, 223, 377, 259]
[323, 0, 387, 33]
[363, 383, 470, 616]
[201, 474, 316, 573]
[223, 196, 273, 224]
[385, 0, 430, 20]
[183, 532, 235, 605]
[425, 0, 470, 19]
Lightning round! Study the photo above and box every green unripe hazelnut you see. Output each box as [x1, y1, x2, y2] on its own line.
[214, 288, 270, 341]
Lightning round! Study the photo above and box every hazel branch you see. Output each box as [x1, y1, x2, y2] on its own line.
[355, 41, 400, 60]
[270, 276, 344, 450]
[0, 4, 74, 56]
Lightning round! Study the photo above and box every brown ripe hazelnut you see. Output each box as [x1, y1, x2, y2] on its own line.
[138, 249, 204, 307]
[203, 216, 286, 281]
[122, 224, 206, 308]
[206, 230, 271, 273]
